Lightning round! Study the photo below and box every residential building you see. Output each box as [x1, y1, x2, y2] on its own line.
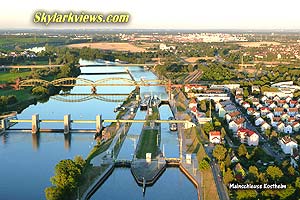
[209, 131, 221, 144]
[279, 136, 298, 155]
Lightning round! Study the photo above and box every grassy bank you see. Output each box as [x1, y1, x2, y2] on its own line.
[0, 71, 31, 83]
[136, 129, 159, 159]
[184, 127, 219, 200]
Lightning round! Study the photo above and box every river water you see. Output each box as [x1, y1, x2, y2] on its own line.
[0, 60, 197, 199]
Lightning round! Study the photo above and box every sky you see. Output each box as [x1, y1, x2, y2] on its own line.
[1, 0, 300, 30]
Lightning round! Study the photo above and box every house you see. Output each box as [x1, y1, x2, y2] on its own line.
[269, 102, 277, 109]
[271, 121, 278, 128]
[255, 117, 264, 126]
[252, 98, 259, 105]
[284, 125, 293, 134]
[236, 88, 243, 95]
[256, 104, 263, 110]
[237, 128, 259, 146]
[281, 113, 290, 122]
[260, 107, 270, 116]
[252, 85, 260, 93]
[225, 111, 241, 123]
[229, 118, 245, 132]
[191, 106, 198, 114]
[290, 100, 297, 108]
[215, 102, 222, 111]
[235, 95, 243, 103]
[242, 102, 250, 109]
[253, 111, 260, 118]
[278, 100, 286, 107]
[247, 108, 255, 115]
[274, 108, 284, 116]
[286, 96, 292, 103]
[261, 122, 271, 132]
[279, 136, 298, 155]
[209, 131, 221, 144]
[292, 122, 300, 132]
[218, 107, 226, 118]
[265, 100, 274, 106]
[288, 108, 298, 117]
[261, 96, 268, 103]
[283, 103, 290, 109]
[277, 122, 285, 132]
[273, 95, 281, 102]
[266, 112, 274, 120]
[189, 99, 198, 109]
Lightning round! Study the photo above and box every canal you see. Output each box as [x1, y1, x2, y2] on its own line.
[0, 59, 197, 199]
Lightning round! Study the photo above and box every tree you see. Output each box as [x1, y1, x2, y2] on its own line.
[203, 122, 214, 135]
[200, 100, 207, 111]
[223, 168, 234, 185]
[224, 153, 231, 168]
[50, 159, 81, 192]
[295, 177, 300, 189]
[277, 185, 295, 199]
[287, 165, 295, 176]
[221, 127, 226, 138]
[213, 144, 227, 161]
[235, 190, 257, 200]
[74, 155, 86, 170]
[248, 166, 259, 182]
[266, 166, 283, 181]
[238, 144, 248, 157]
[199, 159, 210, 170]
[32, 86, 49, 96]
[243, 88, 249, 98]
[45, 186, 63, 200]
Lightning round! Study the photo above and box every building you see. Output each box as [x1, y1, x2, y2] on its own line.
[237, 128, 259, 146]
[279, 136, 298, 155]
[209, 131, 221, 144]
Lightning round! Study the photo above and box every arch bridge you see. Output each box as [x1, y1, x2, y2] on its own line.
[50, 93, 129, 103]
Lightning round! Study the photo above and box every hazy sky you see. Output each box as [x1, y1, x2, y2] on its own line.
[1, 0, 300, 29]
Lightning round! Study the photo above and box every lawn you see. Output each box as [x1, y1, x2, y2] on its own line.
[136, 129, 159, 159]
[0, 88, 33, 101]
[0, 71, 31, 83]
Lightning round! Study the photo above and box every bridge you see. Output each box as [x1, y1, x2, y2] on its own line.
[18, 77, 167, 88]
[1, 63, 156, 70]
[50, 93, 129, 103]
[1, 114, 197, 134]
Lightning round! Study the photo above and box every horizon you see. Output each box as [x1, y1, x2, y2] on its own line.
[2, 0, 300, 30]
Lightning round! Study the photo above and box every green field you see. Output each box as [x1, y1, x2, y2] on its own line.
[0, 71, 31, 83]
[136, 129, 159, 159]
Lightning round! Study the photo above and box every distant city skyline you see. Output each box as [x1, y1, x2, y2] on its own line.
[1, 0, 300, 30]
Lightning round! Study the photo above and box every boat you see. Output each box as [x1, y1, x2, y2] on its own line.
[168, 117, 177, 131]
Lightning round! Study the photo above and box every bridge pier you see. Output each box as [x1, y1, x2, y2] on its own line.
[1, 118, 8, 131]
[32, 114, 40, 134]
[64, 114, 71, 134]
[96, 114, 103, 134]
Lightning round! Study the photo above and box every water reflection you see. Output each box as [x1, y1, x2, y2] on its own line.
[64, 133, 71, 150]
[32, 133, 40, 150]
[1, 133, 7, 144]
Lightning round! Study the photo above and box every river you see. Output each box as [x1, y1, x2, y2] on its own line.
[0, 60, 197, 199]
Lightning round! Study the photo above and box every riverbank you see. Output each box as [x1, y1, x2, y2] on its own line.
[77, 88, 140, 199]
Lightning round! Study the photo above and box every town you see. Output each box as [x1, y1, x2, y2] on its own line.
[1, 30, 300, 200]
